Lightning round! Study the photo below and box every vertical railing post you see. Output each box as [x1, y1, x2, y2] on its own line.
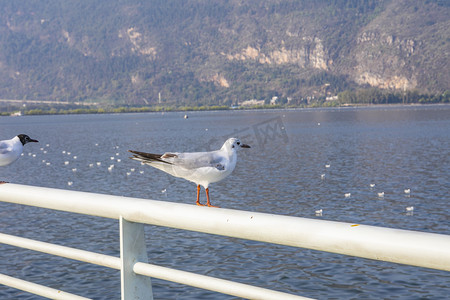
[120, 216, 153, 300]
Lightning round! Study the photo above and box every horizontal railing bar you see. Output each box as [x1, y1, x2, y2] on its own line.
[0, 273, 91, 300]
[133, 262, 312, 300]
[0, 233, 121, 270]
[1, 183, 450, 271]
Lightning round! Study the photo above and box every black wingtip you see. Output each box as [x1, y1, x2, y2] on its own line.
[128, 150, 173, 165]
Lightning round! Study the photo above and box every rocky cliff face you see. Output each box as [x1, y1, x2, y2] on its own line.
[224, 37, 331, 71]
[348, 0, 449, 93]
[353, 31, 418, 90]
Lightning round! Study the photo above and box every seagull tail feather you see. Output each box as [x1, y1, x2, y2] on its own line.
[128, 150, 173, 165]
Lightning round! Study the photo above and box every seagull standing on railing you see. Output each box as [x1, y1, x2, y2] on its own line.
[129, 138, 250, 207]
[0, 134, 39, 167]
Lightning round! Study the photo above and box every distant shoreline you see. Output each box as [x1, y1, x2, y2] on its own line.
[2, 102, 449, 117]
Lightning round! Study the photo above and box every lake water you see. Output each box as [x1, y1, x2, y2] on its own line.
[0, 105, 449, 299]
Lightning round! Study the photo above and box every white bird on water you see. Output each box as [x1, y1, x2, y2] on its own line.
[129, 138, 250, 207]
[0, 134, 39, 167]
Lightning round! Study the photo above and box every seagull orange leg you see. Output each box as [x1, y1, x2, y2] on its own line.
[196, 185, 204, 206]
[205, 188, 219, 208]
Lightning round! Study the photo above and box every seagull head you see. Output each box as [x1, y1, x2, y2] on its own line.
[222, 138, 251, 152]
[17, 134, 39, 145]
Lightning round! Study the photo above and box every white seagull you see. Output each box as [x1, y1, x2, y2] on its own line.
[0, 134, 39, 167]
[129, 138, 250, 207]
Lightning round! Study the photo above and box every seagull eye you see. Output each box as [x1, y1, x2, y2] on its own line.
[237, 142, 240, 145]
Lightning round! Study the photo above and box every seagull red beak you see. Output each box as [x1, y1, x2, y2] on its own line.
[30, 139, 39, 143]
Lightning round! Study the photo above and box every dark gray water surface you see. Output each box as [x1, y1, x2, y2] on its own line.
[0, 105, 449, 299]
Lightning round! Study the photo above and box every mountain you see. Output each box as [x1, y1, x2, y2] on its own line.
[0, 0, 448, 106]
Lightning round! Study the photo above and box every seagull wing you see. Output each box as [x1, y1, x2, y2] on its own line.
[0, 141, 12, 155]
[129, 149, 227, 171]
[172, 151, 227, 170]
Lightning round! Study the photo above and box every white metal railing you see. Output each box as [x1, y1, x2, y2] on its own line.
[0, 183, 449, 299]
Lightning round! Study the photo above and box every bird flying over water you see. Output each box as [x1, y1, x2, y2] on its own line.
[0, 134, 39, 167]
[129, 138, 250, 207]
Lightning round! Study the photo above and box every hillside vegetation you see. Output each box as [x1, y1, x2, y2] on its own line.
[0, 0, 448, 107]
